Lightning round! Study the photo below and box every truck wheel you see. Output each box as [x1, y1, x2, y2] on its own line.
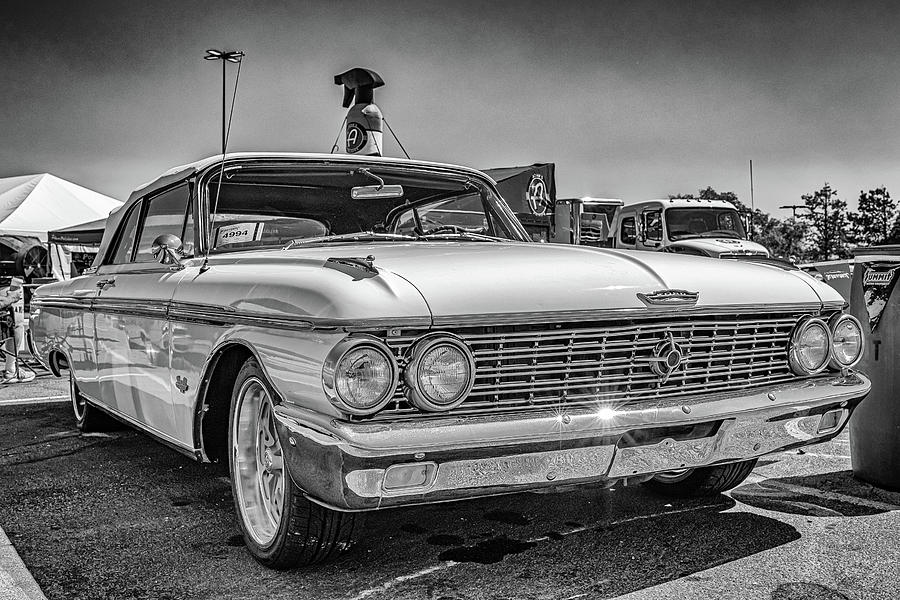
[228, 358, 361, 569]
[70, 371, 117, 432]
[643, 459, 758, 497]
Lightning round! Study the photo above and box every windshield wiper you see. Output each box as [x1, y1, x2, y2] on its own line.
[698, 231, 742, 239]
[417, 231, 504, 242]
[284, 232, 418, 249]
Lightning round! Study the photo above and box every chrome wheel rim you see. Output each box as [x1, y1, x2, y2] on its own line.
[232, 377, 285, 546]
[654, 468, 693, 483]
[70, 372, 86, 422]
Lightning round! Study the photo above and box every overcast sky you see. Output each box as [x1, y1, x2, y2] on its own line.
[3, 0, 899, 215]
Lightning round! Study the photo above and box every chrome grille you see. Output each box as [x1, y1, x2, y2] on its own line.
[579, 215, 609, 244]
[378, 312, 803, 420]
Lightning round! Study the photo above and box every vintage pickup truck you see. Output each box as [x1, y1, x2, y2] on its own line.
[29, 153, 869, 568]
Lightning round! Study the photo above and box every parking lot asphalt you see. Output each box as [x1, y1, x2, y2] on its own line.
[0, 377, 898, 600]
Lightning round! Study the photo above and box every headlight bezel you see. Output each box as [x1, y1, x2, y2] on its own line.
[787, 316, 832, 376]
[828, 313, 864, 369]
[404, 333, 476, 412]
[322, 335, 399, 416]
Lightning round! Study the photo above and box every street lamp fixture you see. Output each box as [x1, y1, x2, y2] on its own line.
[779, 204, 809, 219]
[204, 49, 245, 156]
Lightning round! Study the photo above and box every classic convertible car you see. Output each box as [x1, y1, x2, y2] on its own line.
[29, 153, 870, 568]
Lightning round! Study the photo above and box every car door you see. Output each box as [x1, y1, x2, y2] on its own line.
[93, 183, 194, 446]
[617, 213, 637, 249]
[639, 209, 663, 249]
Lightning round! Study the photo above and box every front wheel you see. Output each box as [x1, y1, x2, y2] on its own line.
[228, 359, 361, 569]
[643, 459, 758, 497]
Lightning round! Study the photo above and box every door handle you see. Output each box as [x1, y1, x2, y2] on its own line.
[96, 278, 116, 290]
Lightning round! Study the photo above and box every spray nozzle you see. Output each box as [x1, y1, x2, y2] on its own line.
[334, 67, 384, 107]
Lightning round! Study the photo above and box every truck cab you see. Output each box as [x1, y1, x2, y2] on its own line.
[611, 198, 770, 258]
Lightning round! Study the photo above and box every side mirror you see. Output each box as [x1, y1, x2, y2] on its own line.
[151, 234, 186, 270]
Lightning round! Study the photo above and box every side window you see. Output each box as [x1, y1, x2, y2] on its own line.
[643, 210, 662, 241]
[133, 185, 192, 263]
[108, 201, 143, 265]
[620, 216, 636, 245]
[719, 212, 737, 230]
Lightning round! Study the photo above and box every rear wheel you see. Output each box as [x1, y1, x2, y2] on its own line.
[643, 459, 758, 497]
[228, 359, 361, 569]
[70, 371, 117, 432]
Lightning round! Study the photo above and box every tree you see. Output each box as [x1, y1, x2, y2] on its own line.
[798, 183, 850, 261]
[849, 187, 896, 246]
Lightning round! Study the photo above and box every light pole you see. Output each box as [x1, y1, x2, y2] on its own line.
[203, 49, 245, 155]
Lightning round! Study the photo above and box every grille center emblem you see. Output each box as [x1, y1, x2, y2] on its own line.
[642, 332, 688, 385]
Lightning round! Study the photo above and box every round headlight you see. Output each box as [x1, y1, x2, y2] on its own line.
[405, 335, 475, 412]
[323, 337, 398, 415]
[829, 314, 863, 369]
[788, 317, 831, 375]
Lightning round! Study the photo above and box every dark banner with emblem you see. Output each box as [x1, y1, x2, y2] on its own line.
[482, 164, 556, 216]
[861, 262, 900, 331]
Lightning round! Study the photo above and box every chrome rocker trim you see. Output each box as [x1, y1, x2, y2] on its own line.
[273, 372, 870, 511]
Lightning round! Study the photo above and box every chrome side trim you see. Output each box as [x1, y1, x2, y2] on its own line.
[34, 296, 431, 331]
[33, 296, 841, 332]
[30, 297, 93, 310]
[81, 392, 201, 460]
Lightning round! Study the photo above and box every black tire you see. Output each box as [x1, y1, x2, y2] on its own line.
[643, 459, 758, 498]
[70, 371, 118, 432]
[228, 358, 362, 569]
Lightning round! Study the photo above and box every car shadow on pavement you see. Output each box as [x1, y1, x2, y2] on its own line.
[337, 486, 802, 600]
[731, 470, 900, 517]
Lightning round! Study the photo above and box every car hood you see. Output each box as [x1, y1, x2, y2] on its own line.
[669, 237, 770, 257]
[221, 242, 838, 324]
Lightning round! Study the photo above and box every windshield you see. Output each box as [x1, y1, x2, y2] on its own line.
[665, 207, 746, 240]
[203, 164, 528, 252]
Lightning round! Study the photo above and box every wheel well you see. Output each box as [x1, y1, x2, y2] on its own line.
[198, 344, 253, 464]
[48, 350, 68, 376]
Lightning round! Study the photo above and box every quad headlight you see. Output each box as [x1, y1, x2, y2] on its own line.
[828, 313, 864, 369]
[404, 334, 476, 412]
[323, 336, 398, 415]
[788, 317, 832, 375]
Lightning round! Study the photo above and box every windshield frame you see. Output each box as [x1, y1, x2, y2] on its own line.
[196, 158, 529, 254]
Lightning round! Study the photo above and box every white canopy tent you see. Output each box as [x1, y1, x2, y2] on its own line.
[0, 174, 122, 279]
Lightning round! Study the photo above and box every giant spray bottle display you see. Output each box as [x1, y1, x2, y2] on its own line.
[334, 68, 385, 156]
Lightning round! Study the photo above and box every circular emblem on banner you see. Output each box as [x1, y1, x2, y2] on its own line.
[346, 122, 368, 154]
[526, 174, 550, 216]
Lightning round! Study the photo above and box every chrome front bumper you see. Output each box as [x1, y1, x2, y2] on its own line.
[273, 372, 870, 511]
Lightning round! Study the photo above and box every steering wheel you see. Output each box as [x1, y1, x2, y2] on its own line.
[421, 224, 469, 236]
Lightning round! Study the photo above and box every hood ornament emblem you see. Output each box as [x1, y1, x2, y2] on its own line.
[637, 289, 700, 306]
[637, 332, 688, 386]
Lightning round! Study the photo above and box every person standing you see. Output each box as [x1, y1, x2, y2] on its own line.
[0, 276, 35, 384]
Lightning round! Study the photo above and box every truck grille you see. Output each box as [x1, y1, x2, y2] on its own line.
[377, 312, 803, 420]
[579, 215, 609, 244]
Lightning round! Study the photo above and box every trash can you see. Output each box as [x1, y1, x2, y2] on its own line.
[848, 245, 900, 491]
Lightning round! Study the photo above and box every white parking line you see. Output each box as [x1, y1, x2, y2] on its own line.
[796, 451, 852, 459]
[0, 396, 68, 407]
[345, 503, 718, 600]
